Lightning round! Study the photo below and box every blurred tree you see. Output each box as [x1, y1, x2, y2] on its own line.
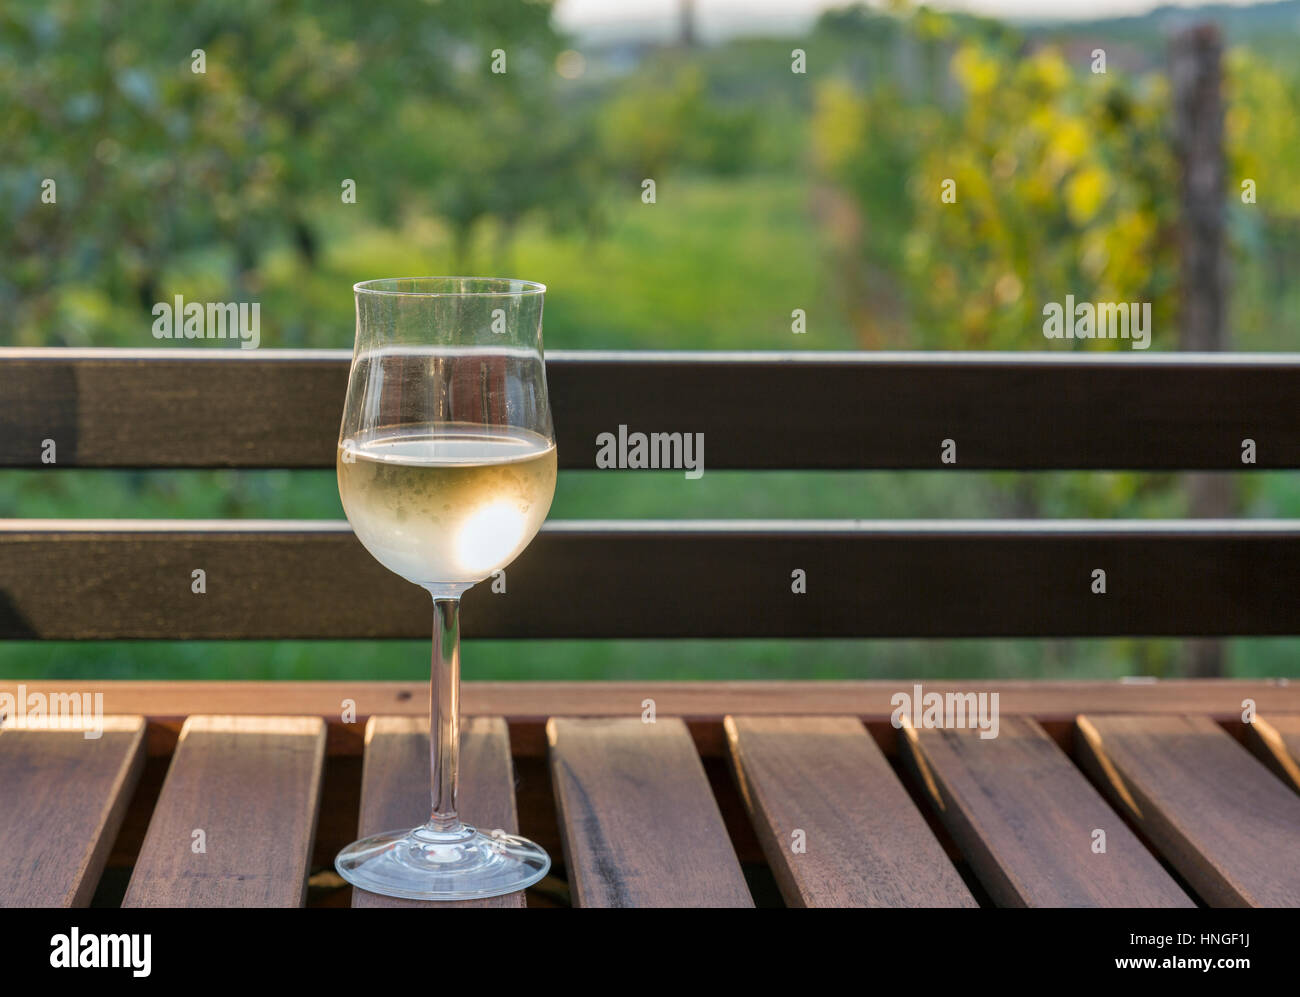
[596, 57, 766, 182]
[810, 6, 1190, 676]
[0, 0, 586, 343]
[813, 9, 1179, 350]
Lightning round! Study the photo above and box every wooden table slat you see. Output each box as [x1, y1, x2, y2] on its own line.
[1075, 714, 1300, 907]
[900, 716, 1194, 908]
[0, 716, 146, 907]
[725, 715, 976, 907]
[123, 715, 326, 908]
[353, 716, 525, 908]
[1243, 715, 1300, 795]
[547, 717, 752, 908]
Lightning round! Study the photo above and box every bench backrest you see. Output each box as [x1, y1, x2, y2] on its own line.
[1, 348, 1297, 639]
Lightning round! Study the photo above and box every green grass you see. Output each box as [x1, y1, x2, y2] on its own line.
[5, 636, 1296, 682]
[291, 173, 857, 350]
[173, 172, 857, 353]
[507, 176, 857, 349]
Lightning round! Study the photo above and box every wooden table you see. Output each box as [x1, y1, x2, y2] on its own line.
[2, 680, 1299, 908]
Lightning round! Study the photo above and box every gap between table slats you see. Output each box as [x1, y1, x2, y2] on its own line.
[899, 716, 1193, 908]
[1075, 714, 1300, 907]
[122, 715, 326, 907]
[1243, 715, 1300, 794]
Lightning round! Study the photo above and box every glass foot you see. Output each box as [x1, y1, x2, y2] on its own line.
[336, 823, 550, 901]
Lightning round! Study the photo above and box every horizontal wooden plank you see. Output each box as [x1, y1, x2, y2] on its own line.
[353, 716, 525, 908]
[548, 717, 752, 907]
[1075, 714, 1300, 907]
[2, 348, 1297, 469]
[1243, 715, 1300, 794]
[899, 717, 1192, 907]
[725, 716, 976, 907]
[3, 682, 1298, 741]
[0, 716, 145, 906]
[123, 715, 326, 907]
[2, 520, 1298, 638]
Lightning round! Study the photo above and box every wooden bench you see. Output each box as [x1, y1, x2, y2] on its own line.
[1, 348, 1298, 907]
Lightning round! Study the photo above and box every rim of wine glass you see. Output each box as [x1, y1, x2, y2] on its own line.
[353, 276, 546, 298]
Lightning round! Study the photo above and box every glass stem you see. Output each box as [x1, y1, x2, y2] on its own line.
[428, 596, 463, 833]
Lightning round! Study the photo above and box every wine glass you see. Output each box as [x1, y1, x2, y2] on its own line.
[334, 277, 555, 900]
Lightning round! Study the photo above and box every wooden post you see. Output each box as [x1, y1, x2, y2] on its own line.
[1171, 25, 1234, 677]
[678, 0, 696, 48]
[1172, 24, 1227, 350]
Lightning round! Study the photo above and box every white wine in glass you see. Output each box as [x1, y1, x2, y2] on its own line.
[338, 425, 557, 586]
[334, 279, 555, 901]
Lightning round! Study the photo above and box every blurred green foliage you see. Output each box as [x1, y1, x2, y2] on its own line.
[1, 0, 575, 341]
